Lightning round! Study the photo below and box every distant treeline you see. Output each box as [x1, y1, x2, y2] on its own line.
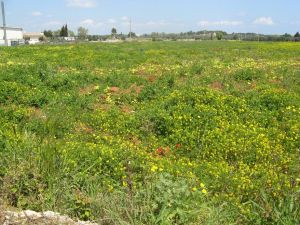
[139, 31, 300, 42]
[85, 31, 300, 42]
[43, 26, 300, 42]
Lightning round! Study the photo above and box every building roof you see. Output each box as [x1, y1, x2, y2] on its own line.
[0, 27, 23, 31]
[23, 32, 44, 37]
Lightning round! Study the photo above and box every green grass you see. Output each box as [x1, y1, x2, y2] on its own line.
[0, 41, 299, 224]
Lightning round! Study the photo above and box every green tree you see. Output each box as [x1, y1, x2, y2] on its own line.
[233, 34, 239, 40]
[65, 24, 69, 37]
[59, 25, 65, 37]
[39, 36, 45, 42]
[77, 27, 89, 40]
[295, 32, 300, 38]
[60, 24, 69, 37]
[111, 28, 117, 38]
[216, 32, 223, 40]
[43, 30, 53, 38]
[128, 32, 137, 38]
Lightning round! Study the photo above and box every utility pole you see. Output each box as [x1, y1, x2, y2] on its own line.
[1, 0, 8, 46]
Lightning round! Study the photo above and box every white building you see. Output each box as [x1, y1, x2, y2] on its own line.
[23, 32, 44, 45]
[64, 36, 76, 42]
[0, 27, 24, 46]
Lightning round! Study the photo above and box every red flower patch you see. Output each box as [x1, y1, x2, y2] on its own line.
[175, 144, 182, 149]
[155, 147, 170, 157]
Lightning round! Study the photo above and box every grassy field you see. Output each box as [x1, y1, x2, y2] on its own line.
[0, 41, 299, 224]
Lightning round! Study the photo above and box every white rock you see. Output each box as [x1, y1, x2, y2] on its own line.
[23, 210, 43, 219]
[43, 210, 61, 218]
[2, 210, 99, 225]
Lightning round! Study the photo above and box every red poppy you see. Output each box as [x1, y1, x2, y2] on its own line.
[175, 144, 182, 149]
[155, 147, 164, 156]
[155, 147, 170, 156]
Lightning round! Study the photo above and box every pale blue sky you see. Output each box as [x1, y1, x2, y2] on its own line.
[3, 0, 300, 35]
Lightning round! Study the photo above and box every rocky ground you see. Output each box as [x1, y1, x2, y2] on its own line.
[0, 210, 98, 225]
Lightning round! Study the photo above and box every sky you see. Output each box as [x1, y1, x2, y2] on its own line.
[2, 0, 300, 35]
